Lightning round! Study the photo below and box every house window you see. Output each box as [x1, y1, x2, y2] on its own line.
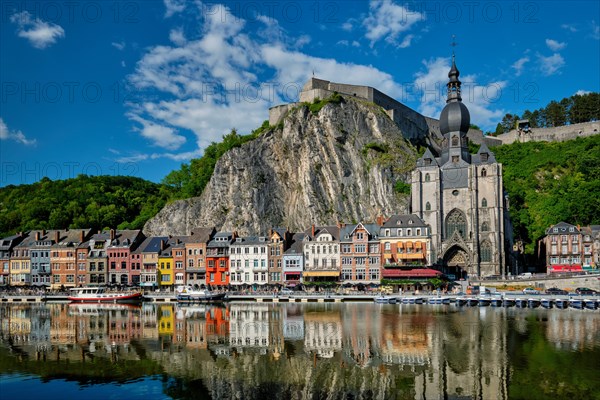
[425, 202, 431, 211]
[369, 269, 379, 281]
[452, 136, 459, 146]
[452, 156, 459, 163]
[482, 198, 488, 208]
[425, 173, 430, 182]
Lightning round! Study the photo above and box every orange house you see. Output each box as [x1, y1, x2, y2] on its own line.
[206, 232, 235, 287]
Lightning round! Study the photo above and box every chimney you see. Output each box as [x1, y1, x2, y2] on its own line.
[312, 224, 315, 237]
[35, 231, 40, 241]
[42, 229, 46, 236]
[377, 215, 384, 226]
[160, 239, 166, 251]
[54, 231, 60, 244]
[110, 229, 115, 241]
[80, 230, 85, 243]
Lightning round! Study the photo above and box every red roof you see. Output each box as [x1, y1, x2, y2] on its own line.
[382, 268, 442, 279]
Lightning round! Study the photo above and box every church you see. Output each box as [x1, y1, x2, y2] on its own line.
[411, 56, 514, 279]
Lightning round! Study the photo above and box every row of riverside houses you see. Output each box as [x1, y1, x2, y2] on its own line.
[0, 214, 439, 290]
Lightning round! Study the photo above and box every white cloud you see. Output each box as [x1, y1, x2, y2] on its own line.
[561, 24, 577, 32]
[112, 41, 126, 51]
[127, 2, 410, 160]
[412, 58, 506, 130]
[574, 89, 591, 96]
[0, 118, 37, 146]
[398, 34, 414, 48]
[545, 39, 566, 51]
[363, 0, 424, 48]
[352, 41, 360, 47]
[10, 11, 65, 49]
[169, 28, 186, 46]
[127, 114, 187, 150]
[538, 53, 565, 76]
[164, 0, 185, 18]
[295, 35, 311, 48]
[511, 56, 530, 76]
[337, 40, 349, 46]
[592, 20, 600, 40]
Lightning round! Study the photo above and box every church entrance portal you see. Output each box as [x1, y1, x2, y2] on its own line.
[443, 246, 471, 280]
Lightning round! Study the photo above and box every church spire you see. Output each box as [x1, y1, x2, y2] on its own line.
[447, 38, 462, 103]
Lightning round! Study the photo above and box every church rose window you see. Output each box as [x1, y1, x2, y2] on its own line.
[446, 209, 467, 240]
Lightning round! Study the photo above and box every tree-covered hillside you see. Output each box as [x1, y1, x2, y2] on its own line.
[0, 175, 168, 236]
[495, 134, 600, 254]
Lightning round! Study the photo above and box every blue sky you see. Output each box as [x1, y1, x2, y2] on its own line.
[1, 0, 599, 186]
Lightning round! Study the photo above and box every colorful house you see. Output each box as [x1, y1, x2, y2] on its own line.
[268, 228, 291, 286]
[106, 229, 145, 285]
[185, 227, 216, 289]
[157, 242, 174, 290]
[339, 222, 382, 286]
[302, 226, 340, 284]
[229, 235, 269, 288]
[0, 233, 26, 286]
[206, 232, 235, 287]
[50, 229, 92, 289]
[138, 236, 168, 290]
[283, 233, 306, 287]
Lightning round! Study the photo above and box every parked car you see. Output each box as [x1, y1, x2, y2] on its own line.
[518, 273, 533, 279]
[280, 288, 294, 296]
[523, 287, 540, 295]
[575, 287, 599, 295]
[545, 287, 568, 295]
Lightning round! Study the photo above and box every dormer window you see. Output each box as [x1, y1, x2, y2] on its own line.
[409, 220, 413, 225]
[481, 153, 489, 162]
[452, 136, 459, 146]
[452, 156, 459, 163]
[569, 227, 574, 232]
[425, 158, 432, 166]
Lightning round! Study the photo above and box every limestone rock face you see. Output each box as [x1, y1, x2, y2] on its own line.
[144, 97, 417, 236]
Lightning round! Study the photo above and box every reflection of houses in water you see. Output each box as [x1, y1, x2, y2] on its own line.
[50, 304, 76, 344]
[342, 304, 380, 367]
[415, 308, 509, 400]
[545, 312, 600, 350]
[304, 308, 342, 359]
[283, 304, 304, 340]
[377, 310, 431, 368]
[181, 305, 208, 350]
[141, 303, 158, 340]
[229, 304, 271, 354]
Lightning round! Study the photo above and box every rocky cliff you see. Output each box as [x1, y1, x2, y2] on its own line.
[144, 96, 418, 236]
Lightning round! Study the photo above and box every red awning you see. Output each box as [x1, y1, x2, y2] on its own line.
[548, 265, 582, 272]
[382, 268, 442, 279]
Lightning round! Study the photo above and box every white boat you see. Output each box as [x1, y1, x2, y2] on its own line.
[176, 285, 227, 302]
[68, 287, 143, 303]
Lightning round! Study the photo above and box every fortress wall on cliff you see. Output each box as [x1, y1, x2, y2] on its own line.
[497, 121, 600, 145]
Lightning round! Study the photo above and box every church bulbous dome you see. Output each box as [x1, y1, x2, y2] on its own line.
[439, 101, 470, 135]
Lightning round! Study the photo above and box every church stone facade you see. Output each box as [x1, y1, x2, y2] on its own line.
[411, 57, 513, 278]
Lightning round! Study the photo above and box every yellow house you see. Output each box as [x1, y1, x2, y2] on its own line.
[157, 244, 174, 291]
[157, 304, 174, 336]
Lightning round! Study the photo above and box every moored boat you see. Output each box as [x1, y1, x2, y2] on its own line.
[477, 297, 491, 307]
[554, 299, 568, 309]
[584, 299, 598, 310]
[502, 298, 515, 307]
[540, 299, 553, 309]
[515, 298, 527, 308]
[490, 298, 503, 307]
[176, 285, 227, 303]
[528, 298, 540, 308]
[68, 287, 143, 303]
[569, 298, 584, 309]
[374, 296, 392, 304]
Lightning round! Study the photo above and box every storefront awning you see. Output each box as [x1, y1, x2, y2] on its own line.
[303, 271, 340, 277]
[382, 268, 442, 279]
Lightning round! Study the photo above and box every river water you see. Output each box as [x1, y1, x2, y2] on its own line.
[0, 302, 599, 400]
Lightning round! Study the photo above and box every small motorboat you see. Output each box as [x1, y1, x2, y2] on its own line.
[515, 298, 528, 308]
[428, 297, 443, 305]
[569, 298, 584, 309]
[456, 297, 468, 306]
[374, 296, 392, 304]
[176, 285, 227, 303]
[503, 298, 515, 307]
[554, 299, 568, 309]
[584, 299, 597, 310]
[466, 298, 479, 307]
[477, 297, 491, 307]
[528, 298, 541, 308]
[540, 298, 553, 309]
[490, 298, 503, 307]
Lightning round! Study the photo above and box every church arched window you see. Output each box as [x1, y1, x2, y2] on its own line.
[482, 198, 488, 208]
[445, 209, 467, 240]
[481, 221, 489, 232]
[481, 168, 487, 177]
[425, 202, 431, 211]
[480, 241, 492, 262]
[425, 173, 430, 182]
[452, 136, 459, 146]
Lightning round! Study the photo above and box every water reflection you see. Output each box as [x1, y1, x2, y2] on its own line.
[1, 303, 599, 399]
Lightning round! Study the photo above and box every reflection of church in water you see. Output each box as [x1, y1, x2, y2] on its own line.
[411, 55, 513, 278]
